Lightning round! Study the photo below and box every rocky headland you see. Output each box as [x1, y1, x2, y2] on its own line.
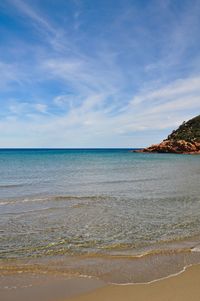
[134, 115, 200, 154]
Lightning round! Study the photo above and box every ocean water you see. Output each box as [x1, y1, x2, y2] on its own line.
[0, 149, 200, 283]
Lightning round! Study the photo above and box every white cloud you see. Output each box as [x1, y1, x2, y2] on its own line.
[7, 102, 48, 116]
[54, 95, 73, 106]
[131, 76, 200, 105]
[34, 103, 47, 113]
[1, 73, 199, 147]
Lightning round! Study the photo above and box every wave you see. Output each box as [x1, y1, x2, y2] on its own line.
[0, 194, 113, 206]
[0, 183, 25, 189]
[0, 239, 196, 260]
[191, 244, 200, 252]
[79, 246, 194, 260]
[1, 249, 200, 285]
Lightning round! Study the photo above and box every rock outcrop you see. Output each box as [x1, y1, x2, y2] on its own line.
[134, 115, 200, 154]
[140, 139, 200, 154]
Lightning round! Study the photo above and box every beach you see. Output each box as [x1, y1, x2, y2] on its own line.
[68, 263, 200, 301]
[1, 264, 200, 301]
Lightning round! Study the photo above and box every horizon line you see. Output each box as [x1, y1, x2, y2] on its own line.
[0, 147, 142, 150]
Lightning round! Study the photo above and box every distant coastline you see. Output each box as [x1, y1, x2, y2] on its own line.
[133, 115, 200, 154]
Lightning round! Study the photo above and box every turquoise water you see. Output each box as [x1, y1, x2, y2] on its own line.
[1, 148, 200, 262]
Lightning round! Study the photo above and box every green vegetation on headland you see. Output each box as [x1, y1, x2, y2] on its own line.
[134, 115, 200, 154]
[167, 115, 200, 143]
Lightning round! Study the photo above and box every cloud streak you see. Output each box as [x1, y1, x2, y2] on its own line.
[0, 0, 200, 147]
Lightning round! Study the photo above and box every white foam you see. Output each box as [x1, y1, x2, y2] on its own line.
[110, 264, 193, 286]
[0, 202, 10, 206]
[191, 246, 200, 252]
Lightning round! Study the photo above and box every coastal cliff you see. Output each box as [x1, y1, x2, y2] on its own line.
[135, 115, 200, 154]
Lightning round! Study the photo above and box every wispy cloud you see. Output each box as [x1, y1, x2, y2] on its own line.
[0, 61, 25, 88]
[10, 0, 56, 34]
[1, 74, 199, 147]
[0, 0, 200, 147]
[131, 76, 200, 105]
[34, 103, 48, 113]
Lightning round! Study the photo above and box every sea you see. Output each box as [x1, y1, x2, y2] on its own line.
[0, 148, 200, 284]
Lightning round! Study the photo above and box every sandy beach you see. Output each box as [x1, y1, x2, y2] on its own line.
[1, 263, 200, 301]
[68, 263, 200, 301]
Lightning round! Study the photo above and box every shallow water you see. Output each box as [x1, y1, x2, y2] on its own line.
[0, 149, 200, 283]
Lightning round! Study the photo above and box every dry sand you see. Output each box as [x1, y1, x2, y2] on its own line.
[67, 264, 200, 301]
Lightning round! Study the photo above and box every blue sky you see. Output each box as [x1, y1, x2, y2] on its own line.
[0, 0, 200, 147]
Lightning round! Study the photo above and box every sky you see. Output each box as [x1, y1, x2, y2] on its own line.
[0, 0, 200, 148]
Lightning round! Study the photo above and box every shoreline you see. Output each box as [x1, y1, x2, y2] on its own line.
[1, 262, 200, 301]
[67, 263, 200, 301]
[1, 233, 200, 300]
[131, 149, 200, 155]
[1, 236, 200, 284]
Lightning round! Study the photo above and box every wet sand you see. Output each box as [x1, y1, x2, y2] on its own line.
[68, 263, 200, 301]
[1, 263, 200, 301]
[0, 273, 105, 301]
